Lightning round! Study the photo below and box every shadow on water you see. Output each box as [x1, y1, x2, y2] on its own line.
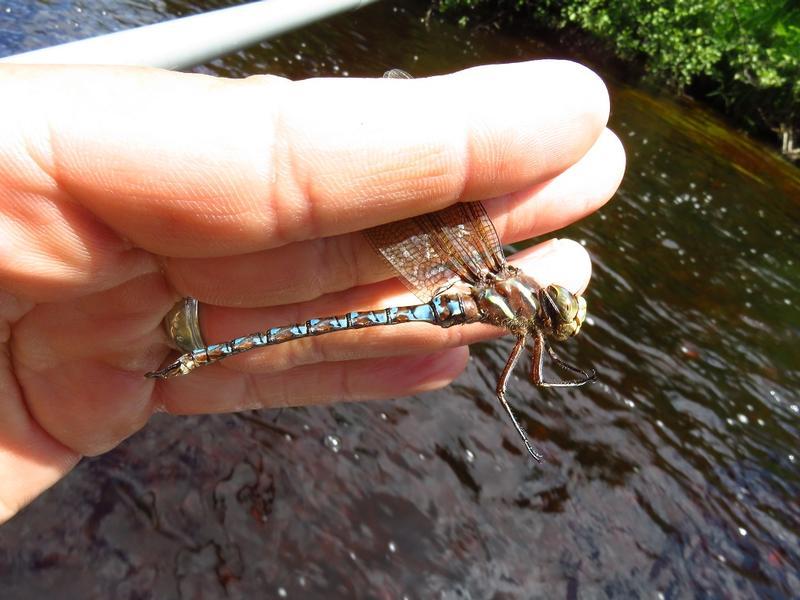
[1, 1, 798, 598]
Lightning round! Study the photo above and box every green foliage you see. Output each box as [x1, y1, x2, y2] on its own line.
[437, 0, 800, 158]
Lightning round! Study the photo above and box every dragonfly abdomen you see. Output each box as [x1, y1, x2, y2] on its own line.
[146, 291, 481, 378]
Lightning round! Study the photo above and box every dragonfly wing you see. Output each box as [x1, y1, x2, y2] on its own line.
[364, 210, 461, 302]
[364, 201, 508, 303]
[370, 70, 508, 301]
[383, 68, 413, 79]
[414, 201, 506, 285]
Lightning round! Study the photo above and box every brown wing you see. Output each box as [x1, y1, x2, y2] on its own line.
[372, 69, 507, 301]
[364, 201, 508, 302]
[383, 68, 413, 80]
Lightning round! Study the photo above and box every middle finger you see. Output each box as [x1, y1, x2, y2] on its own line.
[163, 128, 623, 307]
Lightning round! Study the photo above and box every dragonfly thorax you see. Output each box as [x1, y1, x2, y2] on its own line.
[475, 274, 587, 341]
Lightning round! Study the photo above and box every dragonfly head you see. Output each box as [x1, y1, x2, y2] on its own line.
[540, 284, 588, 341]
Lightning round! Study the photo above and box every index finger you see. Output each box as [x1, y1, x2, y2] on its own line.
[5, 60, 609, 257]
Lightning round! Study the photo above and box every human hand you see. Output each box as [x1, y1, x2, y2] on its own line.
[0, 61, 624, 522]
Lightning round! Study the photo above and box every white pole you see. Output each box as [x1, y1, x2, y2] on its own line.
[0, 0, 382, 69]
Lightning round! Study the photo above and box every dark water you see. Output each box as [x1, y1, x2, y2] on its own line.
[2, 1, 799, 598]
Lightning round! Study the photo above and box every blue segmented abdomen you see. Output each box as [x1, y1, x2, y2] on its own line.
[148, 290, 482, 378]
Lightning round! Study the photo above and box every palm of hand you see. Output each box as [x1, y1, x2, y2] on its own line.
[0, 61, 623, 522]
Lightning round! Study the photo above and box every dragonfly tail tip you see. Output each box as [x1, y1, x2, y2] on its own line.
[144, 360, 184, 379]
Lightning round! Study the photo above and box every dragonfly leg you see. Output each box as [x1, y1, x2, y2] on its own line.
[496, 336, 543, 462]
[530, 331, 597, 387]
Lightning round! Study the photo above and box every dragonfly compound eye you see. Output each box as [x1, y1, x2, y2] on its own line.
[545, 285, 587, 340]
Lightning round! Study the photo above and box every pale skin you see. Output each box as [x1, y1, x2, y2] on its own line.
[0, 60, 625, 523]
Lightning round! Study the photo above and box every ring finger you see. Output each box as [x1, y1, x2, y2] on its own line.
[154, 236, 591, 378]
[162, 128, 623, 307]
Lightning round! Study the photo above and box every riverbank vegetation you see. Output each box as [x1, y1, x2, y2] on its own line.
[436, 0, 799, 161]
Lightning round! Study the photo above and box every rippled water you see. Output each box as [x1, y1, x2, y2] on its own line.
[2, 1, 798, 598]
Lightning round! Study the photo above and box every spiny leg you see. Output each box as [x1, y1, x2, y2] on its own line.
[496, 335, 543, 462]
[546, 341, 597, 385]
[530, 331, 596, 387]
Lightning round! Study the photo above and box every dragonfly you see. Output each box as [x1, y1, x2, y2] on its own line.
[146, 69, 597, 461]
